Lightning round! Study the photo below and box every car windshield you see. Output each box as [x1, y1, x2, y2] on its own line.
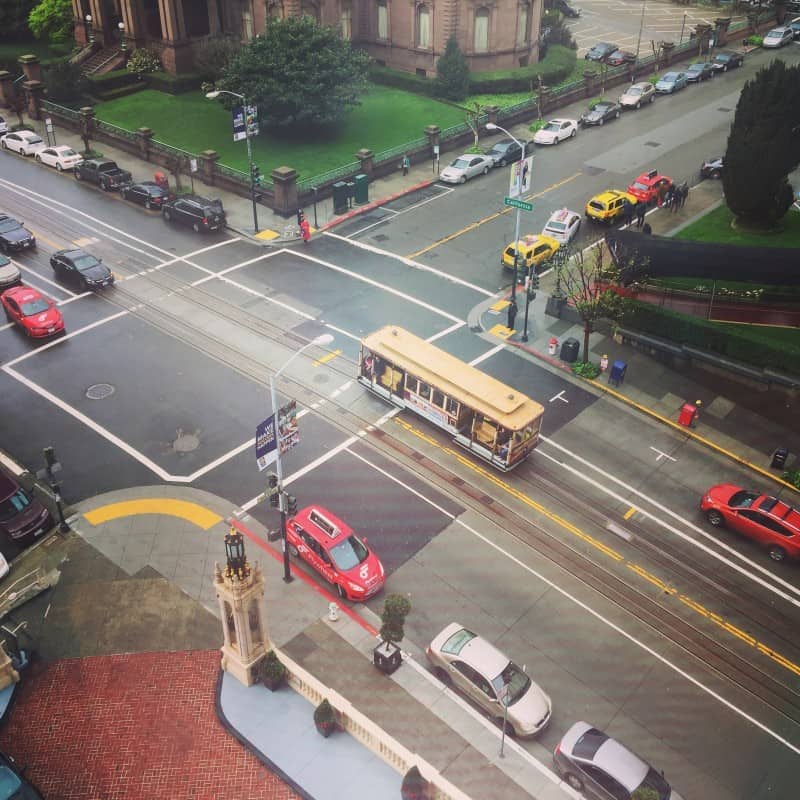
[451, 158, 470, 169]
[20, 298, 49, 316]
[729, 490, 759, 508]
[633, 767, 671, 800]
[0, 487, 31, 521]
[547, 221, 567, 232]
[627, 87, 642, 95]
[661, 73, 677, 81]
[716, 53, 731, 61]
[595, 103, 612, 112]
[589, 201, 604, 211]
[767, 28, 783, 36]
[328, 534, 369, 571]
[543, 123, 560, 132]
[61, 148, 78, 157]
[0, 765, 22, 798]
[441, 628, 476, 655]
[27, 135, 42, 144]
[0, 219, 20, 233]
[491, 661, 531, 705]
[631, 181, 649, 191]
[72, 254, 101, 272]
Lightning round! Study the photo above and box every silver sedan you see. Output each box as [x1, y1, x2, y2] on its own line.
[439, 153, 494, 184]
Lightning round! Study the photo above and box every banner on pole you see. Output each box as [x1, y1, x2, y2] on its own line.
[255, 415, 277, 471]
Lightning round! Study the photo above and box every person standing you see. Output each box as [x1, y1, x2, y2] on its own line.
[635, 201, 646, 229]
[402, 153, 410, 176]
[507, 297, 518, 331]
[300, 217, 311, 244]
[680, 182, 689, 208]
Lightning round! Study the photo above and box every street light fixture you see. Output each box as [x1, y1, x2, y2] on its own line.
[486, 122, 532, 341]
[269, 332, 334, 583]
[85, 14, 94, 45]
[635, 0, 647, 60]
[206, 88, 260, 234]
[118, 21, 127, 52]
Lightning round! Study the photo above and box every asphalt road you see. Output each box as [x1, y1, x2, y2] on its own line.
[2, 42, 800, 800]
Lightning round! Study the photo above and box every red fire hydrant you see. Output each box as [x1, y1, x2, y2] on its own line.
[548, 336, 558, 356]
[678, 401, 701, 428]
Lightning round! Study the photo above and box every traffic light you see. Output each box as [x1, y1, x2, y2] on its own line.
[43, 446, 57, 470]
[267, 472, 279, 508]
[531, 272, 540, 290]
[286, 495, 298, 516]
[250, 163, 261, 186]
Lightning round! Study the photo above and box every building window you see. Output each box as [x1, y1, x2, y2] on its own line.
[417, 4, 431, 49]
[341, 2, 352, 39]
[377, 0, 388, 39]
[474, 8, 489, 52]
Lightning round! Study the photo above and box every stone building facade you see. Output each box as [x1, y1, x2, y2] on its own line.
[71, 0, 541, 76]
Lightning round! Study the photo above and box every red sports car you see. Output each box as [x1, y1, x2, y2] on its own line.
[627, 169, 673, 205]
[701, 484, 800, 562]
[286, 505, 385, 600]
[1, 285, 64, 338]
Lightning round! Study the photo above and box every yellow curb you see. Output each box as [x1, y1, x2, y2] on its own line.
[489, 324, 514, 339]
[255, 229, 280, 241]
[490, 299, 510, 312]
[83, 499, 222, 530]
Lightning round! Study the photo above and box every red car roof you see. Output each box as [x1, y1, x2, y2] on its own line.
[290, 505, 352, 547]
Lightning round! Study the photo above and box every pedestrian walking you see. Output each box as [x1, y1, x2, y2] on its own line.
[622, 200, 634, 227]
[401, 153, 410, 176]
[507, 297, 518, 331]
[671, 186, 680, 213]
[679, 181, 689, 208]
[300, 217, 311, 244]
[635, 201, 646, 229]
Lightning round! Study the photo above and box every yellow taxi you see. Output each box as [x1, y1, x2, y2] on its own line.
[585, 189, 637, 223]
[501, 234, 560, 271]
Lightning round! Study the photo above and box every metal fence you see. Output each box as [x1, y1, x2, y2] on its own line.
[40, 99, 80, 122]
[297, 161, 360, 190]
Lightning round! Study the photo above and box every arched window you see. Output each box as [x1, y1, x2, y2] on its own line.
[517, 3, 529, 46]
[377, 0, 388, 40]
[417, 4, 431, 49]
[474, 8, 489, 52]
[341, 1, 352, 39]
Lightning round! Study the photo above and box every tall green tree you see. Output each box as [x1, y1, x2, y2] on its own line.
[723, 60, 800, 229]
[28, 0, 72, 42]
[0, 0, 36, 42]
[435, 36, 470, 101]
[219, 17, 370, 130]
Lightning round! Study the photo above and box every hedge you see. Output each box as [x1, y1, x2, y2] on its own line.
[369, 64, 438, 97]
[87, 69, 140, 91]
[145, 70, 204, 94]
[621, 301, 800, 376]
[469, 45, 577, 93]
[95, 83, 146, 102]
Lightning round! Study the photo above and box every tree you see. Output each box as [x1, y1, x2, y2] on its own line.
[192, 36, 242, 81]
[723, 60, 800, 229]
[219, 17, 370, 131]
[464, 101, 484, 149]
[436, 36, 470, 101]
[43, 60, 88, 105]
[554, 242, 643, 363]
[379, 593, 411, 646]
[28, 0, 72, 42]
[0, 0, 36, 42]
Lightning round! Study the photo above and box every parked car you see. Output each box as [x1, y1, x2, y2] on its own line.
[50, 248, 114, 290]
[35, 144, 83, 171]
[627, 169, 673, 204]
[542, 208, 581, 244]
[1, 285, 64, 338]
[439, 153, 494, 184]
[618, 82, 656, 109]
[0, 749, 45, 799]
[0, 130, 45, 156]
[427, 624, 551, 737]
[533, 118, 578, 145]
[712, 50, 744, 72]
[584, 42, 618, 62]
[554, 721, 685, 800]
[685, 61, 715, 82]
[74, 158, 133, 191]
[286, 505, 385, 600]
[501, 234, 560, 271]
[701, 484, 800, 561]
[655, 71, 688, 93]
[606, 49, 636, 66]
[121, 180, 172, 209]
[0, 469, 53, 546]
[700, 156, 724, 179]
[484, 138, 529, 167]
[580, 100, 621, 126]
[789, 16, 800, 39]
[0, 116, 7, 135]
[585, 189, 637, 223]
[0, 254, 21, 290]
[763, 26, 794, 47]
[0, 214, 36, 254]
[161, 193, 227, 232]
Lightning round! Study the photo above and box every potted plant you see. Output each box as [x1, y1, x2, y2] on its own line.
[313, 698, 337, 738]
[257, 649, 287, 691]
[401, 765, 429, 800]
[373, 593, 411, 675]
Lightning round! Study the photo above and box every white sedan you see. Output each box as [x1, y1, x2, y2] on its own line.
[533, 119, 578, 145]
[542, 208, 582, 244]
[35, 145, 83, 171]
[1, 130, 46, 156]
[439, 153, 494, 184]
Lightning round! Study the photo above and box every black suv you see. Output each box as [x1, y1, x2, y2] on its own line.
[162, 194, 226, 233]
[0, 214, 36, 253]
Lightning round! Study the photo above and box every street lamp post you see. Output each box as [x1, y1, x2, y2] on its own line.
[635, 0, 647, 60]
[486, 121, 532, 334]
[118, 21, 127, 52]
[206, 89, 259, 234]
[269, 333, 334, 583]
[85, 14, 94, 45]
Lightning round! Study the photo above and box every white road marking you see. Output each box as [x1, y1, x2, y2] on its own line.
[606, 521, 633, 541]
[427, 320, 466, 342]
[17, 261, 78, 296]
[649, 446, 677, 462]
[550, 390, 569, 404]
[470, 343, 505, 366]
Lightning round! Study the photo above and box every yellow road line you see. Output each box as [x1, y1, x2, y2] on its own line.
[406, 171, 583, 259]
[83, 499, 222, 530]
[489, 324, 514, 339]
[627, 563, 677, 594]
[623, 506, 636, 520]
[314, 349, 341, 367]
[490, 299, 510, 312]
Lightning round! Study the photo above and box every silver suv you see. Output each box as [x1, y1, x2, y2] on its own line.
[554, 721, 684, 800]
[618, 82, 655, 110]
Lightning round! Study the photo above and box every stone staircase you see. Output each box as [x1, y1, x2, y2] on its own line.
[80, 46, 125, 76]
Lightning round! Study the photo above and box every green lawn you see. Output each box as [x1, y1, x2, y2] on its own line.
[95, 86, 466, 182]
[0, 41, 69, 65]
[676, 203, 800, 248]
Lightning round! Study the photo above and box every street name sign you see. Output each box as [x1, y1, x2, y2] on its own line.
[504, 197, 533, 211]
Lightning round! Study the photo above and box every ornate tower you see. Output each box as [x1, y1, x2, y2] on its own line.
[214, 526, 270, 687]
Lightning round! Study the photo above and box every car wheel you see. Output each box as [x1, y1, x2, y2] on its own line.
[163, 209, 171, 221]
[499, 158, 507, 167]
[615, 110, 620, 118]
[722, 65, 728, 72]
[101, 181, 110, 192]
[35, 154, 41, 162]
[599, 117, 605, 126]
[145, 199, 151, 210]
[56, 163, 63, 171]
[649, 94, 655, 103]
[459, 175, 466, 184]
[0, 140, 6, 150]
[433, 667, 451, 685]
[482, 166, 489, 175]
[288, 543, 299, 558]
[554, 136, 560, 145]
[74, 169, 82, 180]
[336, 582, 347, 599]
[192, 221, 201, 232]
[706, 509, 724, 527]
[635, 101, 641, 109]
[570, 128, 576, 137]
[565, 773, 584, 791]
[768, 545, 787, 562]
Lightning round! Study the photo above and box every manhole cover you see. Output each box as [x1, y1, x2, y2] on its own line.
[173, 431, 200, 453]
[645, 141, 661, 147]
[372, 234, 389, 242]
[717, 107, 731, 113]
[86, 383, 115, 400]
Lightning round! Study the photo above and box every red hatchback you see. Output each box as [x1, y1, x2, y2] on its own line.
[286, 506, 385, 600]
[1, 285, 64, 338]
[627, 169, 673, 205]
[701, 484, 800, 562]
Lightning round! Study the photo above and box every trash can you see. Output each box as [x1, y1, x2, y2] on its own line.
[608, 360, 627, 387]
[353, 173, 369, 205]
[560, 337, 579, 364]
[332, 181, 349, 215]
[771, 447, 789, 470]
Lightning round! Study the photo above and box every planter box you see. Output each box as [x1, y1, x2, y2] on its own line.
[373, 641, 402, 675]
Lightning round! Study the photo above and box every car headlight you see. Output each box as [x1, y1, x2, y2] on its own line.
[347, 582, 365, 593]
